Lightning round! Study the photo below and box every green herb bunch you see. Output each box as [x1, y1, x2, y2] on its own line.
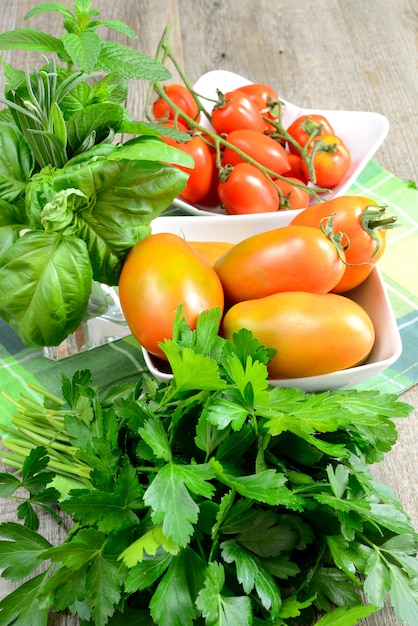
[0, 0, 191, 347]
[0, 308, 417, 626]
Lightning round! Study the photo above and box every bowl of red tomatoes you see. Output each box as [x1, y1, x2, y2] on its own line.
[157, 70, 389, 218]
[138, 200, 401, 392]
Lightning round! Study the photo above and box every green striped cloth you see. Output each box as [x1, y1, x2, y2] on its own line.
[0, 160, 417, 430]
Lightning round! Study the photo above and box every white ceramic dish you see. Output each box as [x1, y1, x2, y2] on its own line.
[142, 212, 402, 392]
[172, 70, 389, 216]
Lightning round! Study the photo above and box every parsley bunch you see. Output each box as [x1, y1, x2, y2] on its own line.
[0, 308, 417, 626]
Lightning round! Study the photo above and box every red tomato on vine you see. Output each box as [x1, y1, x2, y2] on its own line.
[159, 134, 213, 204]
[302, 134, 351, 188]
[153, 84, 201, 126]
[212, 90, 265, 134]
[218, 163, 279, 214]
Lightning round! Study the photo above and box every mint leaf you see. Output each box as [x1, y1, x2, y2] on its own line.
[97, 41, 170, 80]
[196, 561, 252, 626]
[0, 28, 64, 53]
[62, 32, 101, 73]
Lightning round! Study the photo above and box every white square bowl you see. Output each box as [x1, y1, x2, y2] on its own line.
[172, 70, 389, 216]
[142, 212, 402, 392]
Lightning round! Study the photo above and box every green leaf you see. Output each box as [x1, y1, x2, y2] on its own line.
[61, 463, 143, 532]
[196, 561, 252, 626]
[0, 473, 20, 497]
[119, 527, 179, 568]
[51, 158, 188, 284]
[0, 122, 33, 202]
[97, 41, 171, 81]
[363, 550, 390, 607]
[44, 528, 105, 569]
[0, 231, 92, 346]
[150, 550, 205, 626]
[205, 397, 249, 431]
[144, 463, 215, 547]
[327, 464, 350, 499]
[0, 28, 64, 53]
[211, 459, 302, 509]
[66, 102, 126, 156]
[24, 2, 74, 22]
[161, 344, 226, 393]
[62, 32, 101, 73]
[221, 540, 281, 615]
[223, 353, 270, 407]
[21, 447, 55, 494]
[313, 603, 378, 625]
[0, 522, 52, 581]
[110, 136, 195, 169]
[0, 570, 49, 626]
[124, 550, 173, 594]
[194, 409, 229, 455]
[96, 19, 137, 39]
[138, 417, 172, 462]
[311, 567, 361, 611]
[388, 563, 418, 626]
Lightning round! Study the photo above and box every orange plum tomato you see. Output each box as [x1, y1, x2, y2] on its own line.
[159, 133, 213, 204]
[302, 134, 351, 188]
[290, 195, 396, 292]
[118, 233, 224, 360]
[222, 291, 375, 379]
[221, 129, 290, 176]
[153, 83, 201, 126]
[212, 90, 265, 134]
[214, 224, 345, 304]
[272, 176, 311, 210]
[217, 163, 279, 215]
[286, 114, 335, 155]
[187, 241, 234, 266]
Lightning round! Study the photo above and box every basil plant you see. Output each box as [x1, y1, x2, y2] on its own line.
[0, 1, 191, 346]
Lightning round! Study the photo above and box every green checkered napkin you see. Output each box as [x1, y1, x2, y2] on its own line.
[0, 160, 417, 429]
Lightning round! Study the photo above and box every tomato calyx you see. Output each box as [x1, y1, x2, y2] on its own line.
[361, 206, 399, 258]
[319, 214, 350, 263]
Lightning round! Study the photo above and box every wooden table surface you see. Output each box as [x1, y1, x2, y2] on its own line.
[0, 1, 417, 624]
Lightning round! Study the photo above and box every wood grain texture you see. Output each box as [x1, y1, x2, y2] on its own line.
[0, 1, 417, 624]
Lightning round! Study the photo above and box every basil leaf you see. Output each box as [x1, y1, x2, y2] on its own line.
[66, 102, 127, 157]
[0, 122, 33, 202]
[52, 158, 188, 284]
[0, 198, 29, 256]
[0, 231, 92, 346]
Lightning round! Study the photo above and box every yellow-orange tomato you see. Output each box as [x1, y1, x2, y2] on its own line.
[214, 225, 345, 304]
[188, 240, 234, 266]
[119, 233, 224, 359]
[222, 291, 375, 379]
